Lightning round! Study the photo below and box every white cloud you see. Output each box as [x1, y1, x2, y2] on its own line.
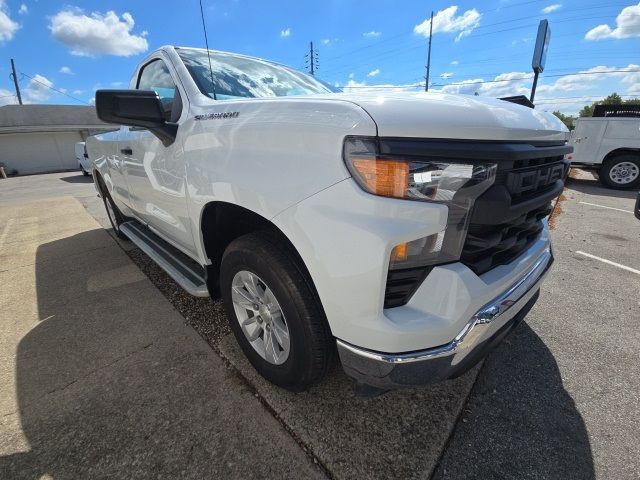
[0, 1, 20, 41]
[541, 4, 562, 14]
[342, 79, 422, 94]
[441, 72, 454, 79]
[621, 68, 640, 94]
[538, 64, 640, 94]
[363, 31, 381, 38]
[18, 4, 27, 15]
[367, 68, 380, 77]
[450, 60, 459, 65]
[280, 27, 291, 37]
[348, 73, 354, 79]
[111, 81, 124, 87]
[414, 6, 482, 41]
[24, 74, 54, 103]
[49, 9, 148, 57]
[585, 3, 640, 40]
[437, 71, 533, 97]
[322, 38, 330, 45]
[59, 66, 74, 75]
[72, 89, 84, 95]
[432, 64, 640, 112]
[0, 88, 15, 106]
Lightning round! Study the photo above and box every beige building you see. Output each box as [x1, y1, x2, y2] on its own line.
[0, 105, 114, 175]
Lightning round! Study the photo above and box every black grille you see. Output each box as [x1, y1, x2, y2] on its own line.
[461, 155, 569, 275]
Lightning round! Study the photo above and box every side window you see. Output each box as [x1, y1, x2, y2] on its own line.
[137, 59, 182, 122]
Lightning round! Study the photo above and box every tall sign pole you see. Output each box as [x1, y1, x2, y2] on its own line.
[10, 59, 22, 105]
[425, 11, 433, 92]
[531, 20, 550, 104]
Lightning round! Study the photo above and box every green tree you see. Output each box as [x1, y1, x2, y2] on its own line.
[552, 110, 575, 130]
[579, 92, 631, 117]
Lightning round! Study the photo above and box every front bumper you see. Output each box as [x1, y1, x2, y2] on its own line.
[337, 248, 553, 389]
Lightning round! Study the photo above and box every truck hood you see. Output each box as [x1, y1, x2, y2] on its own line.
[312, 92, 569, 143]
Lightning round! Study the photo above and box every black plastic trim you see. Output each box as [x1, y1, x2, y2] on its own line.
[378, 138, 572, 161]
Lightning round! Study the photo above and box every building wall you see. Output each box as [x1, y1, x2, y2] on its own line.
[0, 130, 87, 175]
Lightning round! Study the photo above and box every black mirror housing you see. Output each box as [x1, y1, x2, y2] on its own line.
[95, 89, 177, 146]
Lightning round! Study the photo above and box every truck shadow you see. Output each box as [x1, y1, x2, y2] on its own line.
[0, 229, 595, 479]
[1, 229, 270, 479]
[59, 173, 94, 184]
[434, 321, 595, 479]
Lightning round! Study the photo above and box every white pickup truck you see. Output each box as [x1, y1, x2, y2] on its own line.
[88, 46, 571, 392]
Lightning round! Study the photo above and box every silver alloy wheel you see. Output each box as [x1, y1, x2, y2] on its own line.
[231, 270, 291, 365]
[609, 161, 640, 185]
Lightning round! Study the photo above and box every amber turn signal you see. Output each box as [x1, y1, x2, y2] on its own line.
[390, 242, 409, 263]
[351, 158, 409, 198]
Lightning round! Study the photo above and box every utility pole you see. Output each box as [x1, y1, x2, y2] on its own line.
[424, 11, 433, 92]
[307, 41, 316, 76]
[10, 58, 22, 105]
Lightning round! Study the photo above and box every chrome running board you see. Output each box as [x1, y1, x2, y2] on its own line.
[119, 221, 209, 297]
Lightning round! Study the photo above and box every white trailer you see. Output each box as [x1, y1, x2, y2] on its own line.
[569, 116, 640, 189]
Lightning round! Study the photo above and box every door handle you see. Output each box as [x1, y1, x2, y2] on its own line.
[120, 147, 133, 155]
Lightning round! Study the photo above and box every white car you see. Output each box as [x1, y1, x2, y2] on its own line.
[75, 141, 91, 176]
[87, 46, 571, 392]
[569, 114, 640, 189]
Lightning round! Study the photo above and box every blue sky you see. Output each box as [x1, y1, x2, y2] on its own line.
[1, 0, 639, 114]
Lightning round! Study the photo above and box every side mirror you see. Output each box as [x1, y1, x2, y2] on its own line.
[95, 89, 177, 146]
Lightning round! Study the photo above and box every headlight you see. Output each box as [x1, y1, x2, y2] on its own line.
[343, 136, 497, 269]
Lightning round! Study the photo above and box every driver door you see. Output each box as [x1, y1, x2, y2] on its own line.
[120, 58, 197, 256]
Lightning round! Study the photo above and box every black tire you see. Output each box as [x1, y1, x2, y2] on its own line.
[220, 232, 333, 391]
[80, 166, 89, 176]
[599, 154, 640, 190]
[99, 181, 128, 240]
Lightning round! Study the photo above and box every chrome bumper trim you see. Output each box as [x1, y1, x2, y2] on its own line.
[337, 248, 553, 388]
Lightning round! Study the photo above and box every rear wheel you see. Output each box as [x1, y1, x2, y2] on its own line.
[220, 232, 333, 390]
[80, 165, 90, 176]
[599, 154, 640, 189]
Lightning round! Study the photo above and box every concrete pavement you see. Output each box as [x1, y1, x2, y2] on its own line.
[434, 171, 640, 479]
[0, 195, 326, 479]
[2, 170, 639, 479]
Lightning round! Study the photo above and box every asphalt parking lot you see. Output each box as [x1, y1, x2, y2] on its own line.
[1, 170, 639, 479]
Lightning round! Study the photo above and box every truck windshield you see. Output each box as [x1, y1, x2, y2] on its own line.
[177, 48, 336, 100]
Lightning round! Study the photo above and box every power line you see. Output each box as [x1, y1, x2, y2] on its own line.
[321, 6, 631, 74]
[320, 10, 634, 79]
[338, 68, 640, 93]
[430, 68, 640, 88]
[19, 71, 89, 104]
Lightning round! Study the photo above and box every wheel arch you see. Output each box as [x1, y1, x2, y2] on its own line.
[199, 201, 323, 310]
[601, 147, 640, 164]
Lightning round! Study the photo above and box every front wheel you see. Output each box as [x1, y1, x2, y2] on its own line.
[599, 155, 640, 189]
[100, 186, 128, 240]
[220, 232, 333, 391]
